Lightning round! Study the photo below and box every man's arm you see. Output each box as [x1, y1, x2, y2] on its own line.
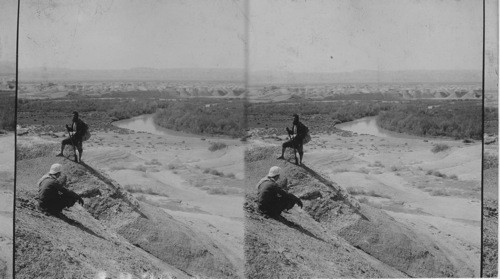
[272, 185, 303, 208]
[273, 185, 289, 197]
[54, 181, 84, 205]
[53, 180, 71, 195]
[293, 194, 303, 208]
[66, 122, 75, 132]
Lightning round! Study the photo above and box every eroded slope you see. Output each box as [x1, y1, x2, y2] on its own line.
[16, 152, 239, 279]
[244, 146, 474, 278]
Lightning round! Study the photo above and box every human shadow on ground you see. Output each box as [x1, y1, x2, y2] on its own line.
[272, 214, 327, 243]
[56, 213, 105, 240]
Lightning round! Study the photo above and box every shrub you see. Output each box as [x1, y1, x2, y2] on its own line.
[390, 165, 401, 172]
[124, 184, 168, 197]
[167, 163, 177, 170]
[366, 190, 383, 198]
[347, 187, 390, 198]
[207, 187, 228, 195]
[109, 165, 127, 171]
[123, 184, 139, 193]
[145, 159, 162, 166]
[193, 180, 204, 188]
[207, 187, 241, 195]
[357, 167, 370, 174]
[210, 169, 224, 177]
[208, 142, 227, 152]
[358, 197, 369, 204]
[431, 144, 450, 153]
[429, 189, 452, 196]
[484, 153, 498, 170]
[369, 161, 384, 168]
[334, 168, 350, 173]
[133, 165, 147, 172]
[432, 171, 447, 178]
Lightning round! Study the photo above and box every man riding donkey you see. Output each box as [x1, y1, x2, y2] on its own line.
[277, 114, 310, 165]
[57, 111, 90, 163]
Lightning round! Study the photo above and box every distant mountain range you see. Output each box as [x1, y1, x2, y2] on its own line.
[9, 64, 482, 84]
[18, 67, 245, 82]
[249, 70, 482, 85]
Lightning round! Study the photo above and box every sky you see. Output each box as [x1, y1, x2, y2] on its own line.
[13, 0, 494, 76]
[18, 0, 246, 70]
[249, 0, 484, 73]
[0, 0, 18, 65]
[485, 0, 498, 89]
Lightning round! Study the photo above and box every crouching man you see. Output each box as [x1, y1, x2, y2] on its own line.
[256, 166, 303, 217]
[37, 163, 84, 215]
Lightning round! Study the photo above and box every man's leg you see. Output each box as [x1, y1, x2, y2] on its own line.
[257, 200, 281, 217]
[60, 191, 79, 209]
[291, 138, 301, 165]
[285, 193, 298, 211]
[298, 144, 303, 165]
[293, 145, 298, 165]
[57, 138, 71, 157]
[39, 199, 65, 215]
[76, 141, 83, 162]
[266, 196, 293, 216]
[278, 146, 286, 159]
[278, 140, 292, 159]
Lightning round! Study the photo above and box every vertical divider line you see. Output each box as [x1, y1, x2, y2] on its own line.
[13, 0, 21, 277]
[480, 0, 485, 276]
[243, 0, 250, 275]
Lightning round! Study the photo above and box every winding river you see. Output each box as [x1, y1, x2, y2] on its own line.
[116, 114, 422, 140]
[113, 114, 201, 138]
[113, 114, 235, 140]
[336, 116, 423, 139]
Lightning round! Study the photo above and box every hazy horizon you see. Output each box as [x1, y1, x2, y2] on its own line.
[15, 64, 480, 74]
[16, 66, 482, 84]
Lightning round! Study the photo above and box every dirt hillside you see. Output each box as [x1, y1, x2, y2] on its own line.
[16, 147, 239, 278]
[244, 146, 475, 278]
[482, 144, 498, 277]
[0, 134, 13, 279]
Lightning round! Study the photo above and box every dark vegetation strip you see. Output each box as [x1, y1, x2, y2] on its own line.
[18, 96, 246, 137]
[18, 98, 159, 133]
[246, 100, 393, 134]
[0, 91, 15, 131]
[248, 99, 483, 140]
[376, 100, 483, 139]
[484, 106, 498, 135]
[18, 94, 484, 140]
[153, 100, 245, 138]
